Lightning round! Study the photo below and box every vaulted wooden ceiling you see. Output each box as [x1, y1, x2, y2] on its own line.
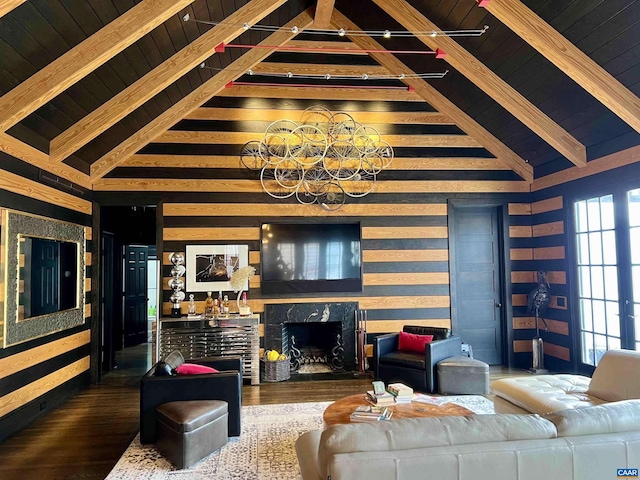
[0, 0, 638, 188]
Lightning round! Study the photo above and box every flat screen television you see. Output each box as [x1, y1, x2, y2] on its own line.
[260, 222, 362, 295]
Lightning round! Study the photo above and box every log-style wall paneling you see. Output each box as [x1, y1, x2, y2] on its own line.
[532, 145, 640, 191]
[184, 108, 454, 125]
[89, 10, 315, 182]
[532, 221, 564, 237]
[371, 0, 587, 168]
[366, 319, 451, 332]
[0, 168, 91, 215]
[483, 0, 640, 136]
[156, 131, 483, 148]
[85, 227, 92, 241]
[50, 0, 287, 163]
[544, 343, 571, 362]
[533, 246, 565, 260]
[549, 296, 568, 311]
[510, 248, 533, 261]
[94, 178, 530, 193]
[0, 331, 90, 381]
[511, 271, 566, 285]
[509, 226, 532, 238]
[0, 357, 90, 418]
[0, 133, 90, 189]
[363, 272, 449, 286]
[363, 250, 448, 262]
[84, 304, 91, 319]
[329, 9, 533, 182]
[532, 196, 563, 214]
[164, 203, 448, 217]
[508, 203, 531, 215]
[0, 0, 196, 133]
[513, 317, 569, 336]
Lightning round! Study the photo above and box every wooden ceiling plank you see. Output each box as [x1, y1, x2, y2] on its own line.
[483, 0, 640, 136]
[90, 9, 315, 182]
[0, 133, 90, 189]
[287, 40, 366, 54]
[253, 62, 388, 77]
[50, 0, 288, 164]
[372, 0, 586, 169]
[314, 0, 336, 28]
[218, 84, 424, 101]
[331, 9, 532, 182]
[0, 0, 25, 18]
[0, 0, 196, 134]
[185, 108, 454, 124]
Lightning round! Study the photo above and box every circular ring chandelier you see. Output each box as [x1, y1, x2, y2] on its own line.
[240, 106, 393, 211]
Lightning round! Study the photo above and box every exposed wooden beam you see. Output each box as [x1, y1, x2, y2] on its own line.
[218, 84, 424, 102]
[155, 130, 483, 147]
[253, 62, 388, 77]
[287, 40, 366, 54]
[0, 133, 90, 189]
[0, 0, 195, 134]
[90, 9, 315, 182]
[331, 9, 532, 182]
[481, 0, 640, 136]
[314, 0, 336, 28]
[50, 0, 287, 163]
[0, 0, 25, 18]
[372, 0, 586, 168]
[185, 108, 453, 124]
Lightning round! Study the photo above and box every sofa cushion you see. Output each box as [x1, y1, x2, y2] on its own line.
[491, 374, 600, 415]
[379, 351, 425, 370]
[175, 363, 219, 375]
[317, 414, 556, 478]
[587, 349, 640, 402]
[398, 332, 433, 353]
[544, 399, 640, 437]
[403, 326, 450, 340]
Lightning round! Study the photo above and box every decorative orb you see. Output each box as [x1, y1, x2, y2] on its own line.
[170, 291, 185, 303]
[169, 252, 185, 266]
[170, 265, 186, 277]
[168, 278, 184, 290]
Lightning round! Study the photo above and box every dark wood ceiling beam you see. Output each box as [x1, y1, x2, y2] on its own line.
[50, 0, 288, 163]
[0, 0, 196, 134]
[90, 9, 315, 183]
[372, 0, 586, 169]
[0, 0, 25, 18]
[0, 133, 90, 189]
[331, 9, 533, 182]
[481, 0, 640, 136]
[314, 0, 336, 28]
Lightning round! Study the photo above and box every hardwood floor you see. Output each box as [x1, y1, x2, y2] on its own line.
[0, 344, 528, 480]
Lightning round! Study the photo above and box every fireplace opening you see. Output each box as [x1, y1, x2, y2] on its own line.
[283, 322, 344, 373]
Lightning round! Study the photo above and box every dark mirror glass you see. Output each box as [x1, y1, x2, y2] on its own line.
[18, 235, 79, 320]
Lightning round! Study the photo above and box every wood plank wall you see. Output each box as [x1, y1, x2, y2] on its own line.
[98, 96, 530, 360]
[0, 151, 92, 442]
[509, 196, 569, 369]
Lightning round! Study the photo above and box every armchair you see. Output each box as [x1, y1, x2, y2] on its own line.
[373, 326, 461, 393]
[140, 351, 242, 444]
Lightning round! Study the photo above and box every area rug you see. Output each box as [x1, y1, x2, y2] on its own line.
[106, 396, 495, 480]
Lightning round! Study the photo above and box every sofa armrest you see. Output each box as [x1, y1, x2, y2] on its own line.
[425, 335, 461, 392]
[373, 333, 399, 379]
[140, 370, 242, 443]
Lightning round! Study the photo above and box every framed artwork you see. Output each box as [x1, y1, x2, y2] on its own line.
[185, 245, 249, 293]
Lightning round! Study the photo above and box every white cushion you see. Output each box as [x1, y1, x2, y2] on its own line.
[491, 375, 601, 415]
[587, 349, 640, 402]
[544, 400, 640, 436]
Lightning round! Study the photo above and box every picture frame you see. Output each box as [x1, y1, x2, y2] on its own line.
[185, 245, 249, 293]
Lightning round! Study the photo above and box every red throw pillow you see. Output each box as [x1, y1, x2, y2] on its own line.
[398, 332, 434, 353]
[175, 363, 219, 375]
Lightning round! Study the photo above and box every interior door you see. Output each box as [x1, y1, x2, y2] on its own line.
[124, 245, 148, 347]
[451, 206, 504, 364]
[31, 238, 59, 317]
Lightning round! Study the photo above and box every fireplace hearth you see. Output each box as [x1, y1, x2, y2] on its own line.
[265, 303, 357, 374]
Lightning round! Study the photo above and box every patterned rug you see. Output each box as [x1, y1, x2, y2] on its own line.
[106, 396, 495, 480]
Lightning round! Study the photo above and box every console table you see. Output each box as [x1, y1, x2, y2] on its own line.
[157, 315, 260, 385]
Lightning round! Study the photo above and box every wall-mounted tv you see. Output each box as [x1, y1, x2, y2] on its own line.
[260, 222, 362, 295]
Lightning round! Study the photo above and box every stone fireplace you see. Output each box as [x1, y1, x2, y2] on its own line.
[265, 302, 358, 373]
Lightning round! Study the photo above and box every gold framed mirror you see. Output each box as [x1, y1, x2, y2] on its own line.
[1, 209, 86, 348]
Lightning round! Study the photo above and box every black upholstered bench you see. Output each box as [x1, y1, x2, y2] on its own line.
[156, 400, 228, 469]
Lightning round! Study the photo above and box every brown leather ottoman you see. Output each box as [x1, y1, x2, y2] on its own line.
[156, 400, 228, 469]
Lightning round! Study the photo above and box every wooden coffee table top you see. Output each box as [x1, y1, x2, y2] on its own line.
[323, 393, 474, 427]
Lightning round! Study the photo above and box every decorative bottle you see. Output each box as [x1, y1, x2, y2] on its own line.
[223, 295, 230, 317]
[187, 294, 197, 316]
[238, 291, 251, 316]
[212, 297, 220, 317]
[204, 292, 214, 318]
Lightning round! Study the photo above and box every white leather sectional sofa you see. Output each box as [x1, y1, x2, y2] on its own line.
[296, 400, 640, 480]
[491, 349, 640, 414]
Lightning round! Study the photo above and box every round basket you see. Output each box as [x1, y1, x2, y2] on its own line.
[261, 357, 291, 382]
